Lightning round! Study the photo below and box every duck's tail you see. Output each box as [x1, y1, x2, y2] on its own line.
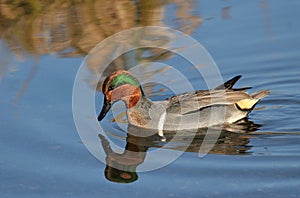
[251, 90, 270, 100]
[214, 75, 251, 91]
[236, 90, 270, 111]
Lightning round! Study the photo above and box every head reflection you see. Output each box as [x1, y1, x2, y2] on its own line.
[99, 118, 261, 183]
[99, 133, 148, 183]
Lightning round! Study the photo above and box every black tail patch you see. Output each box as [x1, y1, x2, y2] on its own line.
[214, 75, 252, 91]
[214, 75, 242, 90]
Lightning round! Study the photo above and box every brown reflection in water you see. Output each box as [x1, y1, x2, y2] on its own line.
[0, 0, 202, 101]
[99, 118, 260, 183]
[0, 0, 201, 58]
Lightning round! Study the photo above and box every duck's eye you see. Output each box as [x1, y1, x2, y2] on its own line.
[108, 86, 113, 91]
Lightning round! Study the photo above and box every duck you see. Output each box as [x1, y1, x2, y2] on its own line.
[98, 70, 269, 132]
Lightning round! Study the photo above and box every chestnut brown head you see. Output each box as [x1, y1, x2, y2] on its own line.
[98, 70, 143, 121]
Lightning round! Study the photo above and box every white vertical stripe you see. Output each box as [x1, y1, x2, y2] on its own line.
[158, 111, 166, 138]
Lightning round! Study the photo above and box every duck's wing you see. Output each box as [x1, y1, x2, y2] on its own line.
[165, 75, 269, 115]
[166, 89, 269, 115]
[166, 90, 248, 114]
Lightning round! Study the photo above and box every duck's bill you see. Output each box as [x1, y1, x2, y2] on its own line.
[98, 98, 112, 121]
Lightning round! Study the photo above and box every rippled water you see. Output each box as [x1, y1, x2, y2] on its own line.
[1, 1, 300, 197]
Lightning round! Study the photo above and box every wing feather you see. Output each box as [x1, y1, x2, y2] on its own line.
[166, 90, 252, 115]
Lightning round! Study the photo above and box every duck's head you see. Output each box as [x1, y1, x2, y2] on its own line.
[98, 70, 144, 121]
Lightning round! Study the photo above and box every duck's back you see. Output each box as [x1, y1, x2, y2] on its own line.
[162, 89, 269, 130]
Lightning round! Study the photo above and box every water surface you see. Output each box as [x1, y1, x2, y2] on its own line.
[1, 1, 300, 197]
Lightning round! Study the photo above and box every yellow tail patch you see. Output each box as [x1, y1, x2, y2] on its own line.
[236, 99, 258, 110]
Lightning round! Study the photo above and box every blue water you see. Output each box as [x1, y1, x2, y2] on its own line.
[1, 1, 300, 197]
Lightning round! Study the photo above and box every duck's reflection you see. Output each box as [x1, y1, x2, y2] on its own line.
[99, 118, 261, 183]
[99, 133, 148, 183]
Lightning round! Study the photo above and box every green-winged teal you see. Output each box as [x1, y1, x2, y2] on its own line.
[98, 70, 269, 131]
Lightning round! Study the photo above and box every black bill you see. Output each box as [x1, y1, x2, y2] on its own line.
[98, 97, 112, 121]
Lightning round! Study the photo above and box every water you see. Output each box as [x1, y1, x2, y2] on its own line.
[1, 1, 300, 197]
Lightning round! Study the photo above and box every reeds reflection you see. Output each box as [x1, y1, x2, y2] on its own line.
[0, 0, 202, 102]
[0, 0, 201, 58]
[99, 118, 261, 183]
